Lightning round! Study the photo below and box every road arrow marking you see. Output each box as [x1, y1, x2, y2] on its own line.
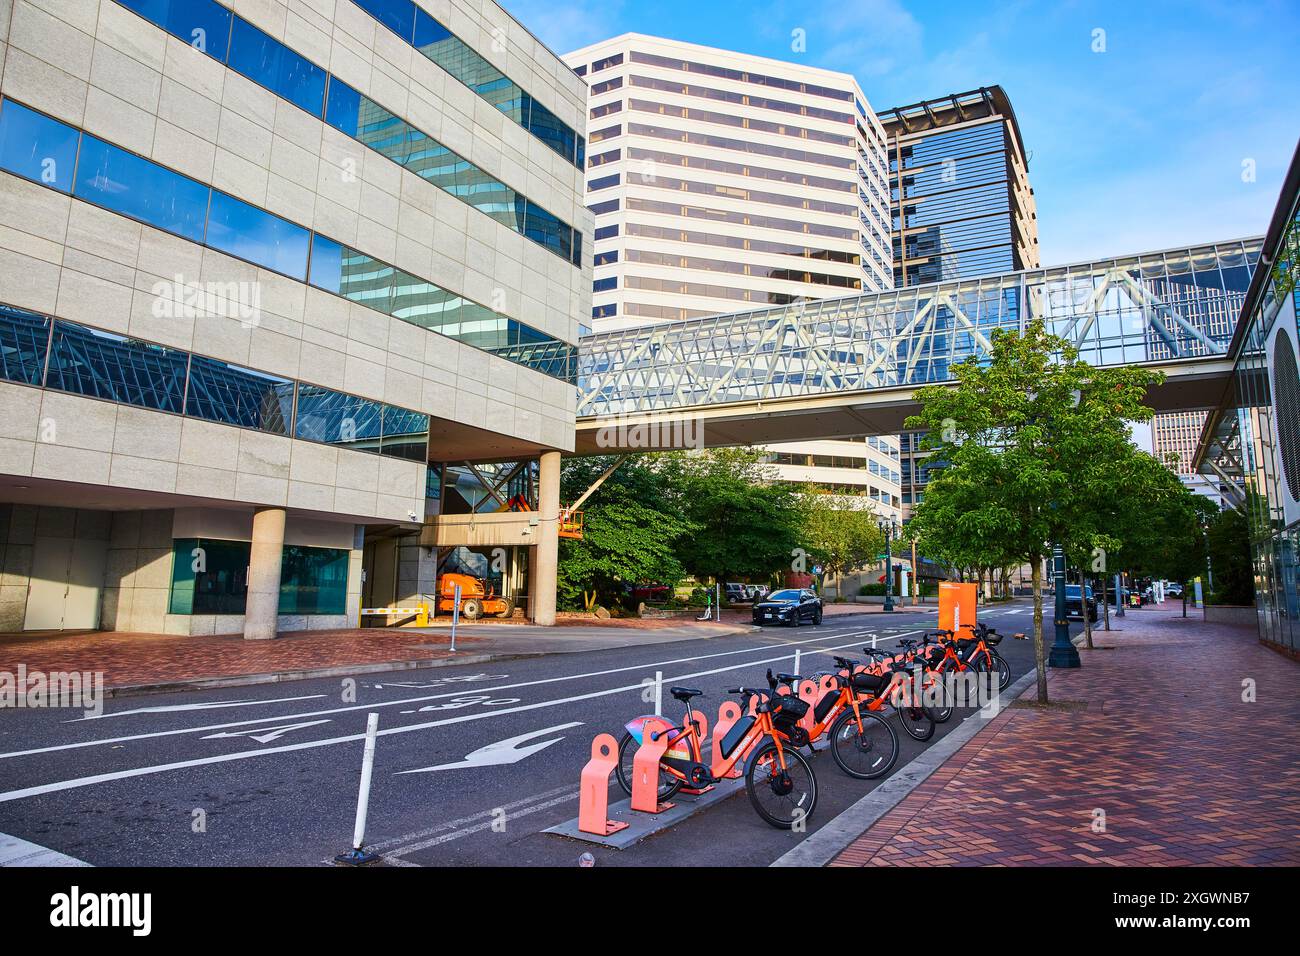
[395, 722, 584, 774]
[201, 720, 333, 744]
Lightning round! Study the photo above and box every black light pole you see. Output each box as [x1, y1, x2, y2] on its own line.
[879, 516, 895, 612]
[1048, 542, 1081, 668]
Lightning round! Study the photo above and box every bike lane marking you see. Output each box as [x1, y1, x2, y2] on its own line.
[0, 631, 927, 803]
[0, 625, 897, 762]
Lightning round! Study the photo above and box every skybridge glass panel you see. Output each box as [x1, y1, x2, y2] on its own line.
[45, 321, 188, 412]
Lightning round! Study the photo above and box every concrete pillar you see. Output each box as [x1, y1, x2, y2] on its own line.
[532, 451, 561, 626]
[243, 507, 286, 640]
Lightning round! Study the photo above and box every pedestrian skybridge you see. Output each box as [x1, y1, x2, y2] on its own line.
[574, 238, 1262, 452]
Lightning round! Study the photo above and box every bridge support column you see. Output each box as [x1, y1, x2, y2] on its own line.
[531, 451, 561, 626]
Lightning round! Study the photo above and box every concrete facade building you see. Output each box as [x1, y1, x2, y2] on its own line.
[562, 33, 900, 515]
[0, 0, 588, 635]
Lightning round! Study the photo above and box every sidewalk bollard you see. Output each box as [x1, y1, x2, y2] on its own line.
[577, 734, 630, 836]
[793, 648, 801, 678]
[630, 717, 675, 814]
[715, 583, 721, 622]
[711, 701, 744, 778]
[450, 583, 461, 652]
[652, 671, 662, 717]
[334, 712, 380, 865]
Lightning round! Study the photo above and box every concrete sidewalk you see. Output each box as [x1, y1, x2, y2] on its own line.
[0, 618, 752, 697]
[811, 603, 1300, 867]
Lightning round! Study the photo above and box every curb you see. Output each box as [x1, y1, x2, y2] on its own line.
[770, 668, 1038, 868]
[103, 651, 542, 699]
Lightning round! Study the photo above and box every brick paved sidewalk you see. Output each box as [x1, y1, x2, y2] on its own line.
[830, 604, 1300, 866]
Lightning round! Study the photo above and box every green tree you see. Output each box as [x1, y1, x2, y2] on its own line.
[557, 456, 693, 610]
[801, 495, 885, 598]
[905, 320, 1163, 703]
[664, 448, 807, 584]
[1205, 506, 1253, 606]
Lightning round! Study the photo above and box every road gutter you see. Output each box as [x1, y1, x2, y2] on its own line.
[770, 668, 1037, 867]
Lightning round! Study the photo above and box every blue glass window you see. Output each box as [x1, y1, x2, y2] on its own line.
[45, 320, 188, 412]
[353, 0, 415, 43]
[524, 200, 573, 263]
[380, 405, 429, 461]
[308, 234, 344, 294]
[0, 99, 79, 193]
[206, 190, 311, 280]
[228, 17, 326, 117]
[74, 135, 209, 243]
[323, 77, 363, 138]
[279, 545, 349, 614]
[412, 7, 451, 47]
[114, 0, 232, 62]
[185, 354, 292, 434]
[0, 303, 51, 385]
[294, 384, 383, 450]
[592, 276, 617, 292]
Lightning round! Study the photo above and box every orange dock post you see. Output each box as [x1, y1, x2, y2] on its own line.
[711, 700, 744, 779]
[577, 734, 630, 836]
[630, 717, 675, 814]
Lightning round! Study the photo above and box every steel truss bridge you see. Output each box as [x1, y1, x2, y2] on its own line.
[574, 238, 1262, 452]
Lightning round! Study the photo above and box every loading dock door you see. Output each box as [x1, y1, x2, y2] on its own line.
[24, 536, 107, 631]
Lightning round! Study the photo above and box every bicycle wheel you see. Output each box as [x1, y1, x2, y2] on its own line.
[615, 731, 683, 801]
[921, 670, 954, 723]
[828, 709, 898, 779]
[895, 696, 935, 742]
[745, 741, 818, 830]
[991, 651, 1012, 692]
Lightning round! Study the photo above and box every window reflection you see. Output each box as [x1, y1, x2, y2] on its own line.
[185, 354, 293, 434]
[206, 190, 311, 281]
[0, 99, 79, 192]
[45, 321, 188, 412]
[75, 135, 209, 243]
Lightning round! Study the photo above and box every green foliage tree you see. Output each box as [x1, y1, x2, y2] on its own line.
[1205, 506, 1254, 606]
[801, 495, 885, 598]
[904, 320, 1163, 703]
[557, 456, 693, 611]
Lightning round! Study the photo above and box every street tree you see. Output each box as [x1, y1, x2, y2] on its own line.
[904, 319, 1163, 703]
[800, 494, 885, 598]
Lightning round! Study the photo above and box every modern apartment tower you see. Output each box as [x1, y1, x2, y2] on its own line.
[562, 33, 901, 514]
[879, 86, 1039, 511]
[0, 0, 589, 635]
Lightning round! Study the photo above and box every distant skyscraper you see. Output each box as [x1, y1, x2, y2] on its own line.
[879, 86, 1038, 512]
[564, 34, 901, 515]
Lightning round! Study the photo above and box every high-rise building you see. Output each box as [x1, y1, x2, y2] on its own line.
[879, 86, 1039, 512]
[0, 0, 587, 635]
[562, 33, 900, 514]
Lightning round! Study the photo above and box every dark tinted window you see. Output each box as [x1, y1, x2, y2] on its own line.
[45, 320, 188, 412]
[0, 99, 78, 192]
[0, 303, 51, 385]
[380, 405, 430, 461]
[74, 135, 209, 243]
[185, 354, 292, 434]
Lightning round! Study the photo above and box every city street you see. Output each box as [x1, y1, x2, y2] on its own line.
[0, 603, 1066, 867]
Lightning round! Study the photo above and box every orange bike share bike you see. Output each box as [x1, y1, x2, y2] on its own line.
[615, 685, 817, 829]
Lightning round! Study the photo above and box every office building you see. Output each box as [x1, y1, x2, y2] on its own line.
[0, 0, 588, 635]
[562, 33, 900, 513]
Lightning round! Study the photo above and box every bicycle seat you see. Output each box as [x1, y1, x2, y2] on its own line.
[775, 672, 800, 684]
[670, 686, 704, 701]
[833, 656, 859, 669]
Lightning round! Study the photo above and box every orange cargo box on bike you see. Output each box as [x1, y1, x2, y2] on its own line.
[938, 582, 977, 633]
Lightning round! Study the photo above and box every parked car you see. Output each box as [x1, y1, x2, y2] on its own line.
[724, 583, 748, 604]
[625, 582, 671, 602]
[752, 588, 823, 627]
[1165, 582, 1185, 598]
[744, 583, 769, 600]
[1064, 584, 1099, 622]
[1106, 587, 1132, 607]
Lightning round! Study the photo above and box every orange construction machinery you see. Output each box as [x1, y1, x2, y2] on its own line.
[438, 572, 514, 620]
[499, 494, 583, 539]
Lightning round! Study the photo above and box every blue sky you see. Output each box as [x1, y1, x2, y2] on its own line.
[503, 0, 1299, 267]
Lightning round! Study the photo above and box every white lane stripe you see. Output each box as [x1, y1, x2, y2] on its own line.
[0, 631, 924, 804]
[0, 623, 903, 761]
[386, 791, 580, 860]
[75, 695, 328, 721]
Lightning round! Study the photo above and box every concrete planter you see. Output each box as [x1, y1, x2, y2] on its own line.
[1203, 605, 1257, 627]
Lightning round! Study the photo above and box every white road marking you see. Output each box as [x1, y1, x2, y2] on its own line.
[200, 720, 333, 744]
[395, 722, 582, 774]
[71, 695, 328, 721]
[0, 631, 926, 804]
[0, 624, 905, 762]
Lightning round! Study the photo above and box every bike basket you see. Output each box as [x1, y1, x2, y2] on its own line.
[985, 632, 1003, 646]
[718, 715, 756, 760]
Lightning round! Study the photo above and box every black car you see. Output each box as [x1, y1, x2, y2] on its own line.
[752, 588, 823, 627]
[1064, 584, 1099, 622]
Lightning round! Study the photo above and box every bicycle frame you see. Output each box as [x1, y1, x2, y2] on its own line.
[627, 698, 795, 786]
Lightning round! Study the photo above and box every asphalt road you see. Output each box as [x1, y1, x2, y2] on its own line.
[0, 602, 1090, 867]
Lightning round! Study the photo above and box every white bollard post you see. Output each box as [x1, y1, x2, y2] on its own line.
[653, 671, 663, 716]
[451, 582, 461, 653]
[335, 712, 380, 864]
[715, 583, 721, 622]
[793, 648, 801, 678]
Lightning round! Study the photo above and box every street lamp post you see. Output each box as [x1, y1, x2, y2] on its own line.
[879, 516, 896, 613]
[1049, 542, 1081, 668]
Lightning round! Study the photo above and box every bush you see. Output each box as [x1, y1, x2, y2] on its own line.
[858, 583, 886, 596]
